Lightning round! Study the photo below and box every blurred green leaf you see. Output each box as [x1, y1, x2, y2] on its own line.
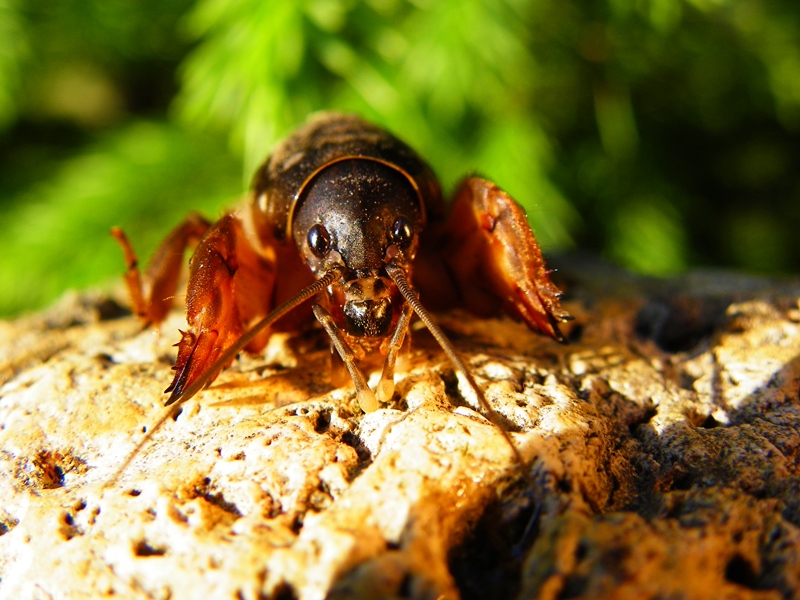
[725, 210, 789, 272]
[0, 0, 29, 128]
[0, 122, 240, 316]
[175, 0, 575, 248]
[2, 0, 800, 318]
[608, 196, 687, 275]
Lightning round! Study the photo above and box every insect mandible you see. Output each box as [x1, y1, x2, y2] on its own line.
[111, 113, 571, 469]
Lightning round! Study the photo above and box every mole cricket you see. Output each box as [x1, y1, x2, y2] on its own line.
[110, 113, 571, 475]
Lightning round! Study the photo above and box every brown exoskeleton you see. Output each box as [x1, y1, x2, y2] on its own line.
[111, 113, 571, 474]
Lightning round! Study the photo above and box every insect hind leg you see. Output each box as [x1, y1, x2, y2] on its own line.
[111, 213, 211, 325]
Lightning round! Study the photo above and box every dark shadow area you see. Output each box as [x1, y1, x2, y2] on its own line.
[625, 349, 800, 597]
[448, 489, 541, 600]
[635, 293, 731, 353]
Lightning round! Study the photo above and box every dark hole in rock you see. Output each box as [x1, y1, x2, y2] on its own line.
[193, 478, 243, 518]
[398, 572, 413, 598]
[133, 539, 167, 557]
[670, 471, 696, 492]
[340, 430, 372, 466]
[272, 581, 298, 600]
[0, 518, 19, 536]
[440, 369, 462, 406]
[628, 407, 658, 434]
[574, 540, 590, 562]
[45, 464, 66, 489]
[95, 298, 129, 321]
[202, 490, 243, 518]
[290, 514, 303, 535]
[440, 367, 521, 432]
[59, 511, 85, 540]
[313, 409, 332, 434]
[93, 352, 116, 365]
[32, 449, 86, 489]
[724, 553, 760, 590]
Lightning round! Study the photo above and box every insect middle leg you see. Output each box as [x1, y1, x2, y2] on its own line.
[312, 304, 377, 413]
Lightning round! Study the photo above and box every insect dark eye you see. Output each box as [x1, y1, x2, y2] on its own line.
[391, 216, 414, 248]
[307, 224, 331, 258]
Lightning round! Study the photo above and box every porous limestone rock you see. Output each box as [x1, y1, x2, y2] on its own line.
[1, 262, 799, 599]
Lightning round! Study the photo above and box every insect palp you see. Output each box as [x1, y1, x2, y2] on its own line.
[375, 302, 413, 403]
[312, 303, 378, 412]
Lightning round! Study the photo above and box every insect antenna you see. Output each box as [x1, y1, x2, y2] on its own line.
[385, 262, 527, 468]
[104, 403, 181, 489]
[106, 265, 344, 487]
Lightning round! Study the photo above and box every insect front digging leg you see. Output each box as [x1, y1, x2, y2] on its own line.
[441, 177, 572, 340]
[165, 213, 280, 403]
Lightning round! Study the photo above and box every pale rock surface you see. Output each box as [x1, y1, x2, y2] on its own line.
[1, 261, 799, 599]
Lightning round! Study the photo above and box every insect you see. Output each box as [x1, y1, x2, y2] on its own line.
[111, 113, 571, 472]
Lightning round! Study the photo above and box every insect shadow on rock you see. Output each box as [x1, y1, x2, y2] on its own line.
[109, 113, 572, 481]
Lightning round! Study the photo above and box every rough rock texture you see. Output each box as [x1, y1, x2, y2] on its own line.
[1, 259, 800, 599]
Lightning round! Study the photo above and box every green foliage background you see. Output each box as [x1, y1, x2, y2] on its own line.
[1, 0, 799, 317]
